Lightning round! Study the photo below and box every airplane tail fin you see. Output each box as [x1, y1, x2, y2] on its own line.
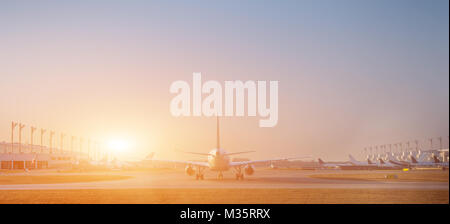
[410, 155, 418, 163]
[318, 158, 325, 165]
[378, 158, 385, 164]
[145, 152, 155, 160]
[368, 159, 373, 164]
[348, 154, 358, 163]
[433, 155, 441, 163]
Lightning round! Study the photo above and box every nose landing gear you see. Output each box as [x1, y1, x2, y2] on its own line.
[217, 172, 224, 180]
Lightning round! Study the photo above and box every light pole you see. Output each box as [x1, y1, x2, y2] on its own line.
[18, 123, 26, 153]
[96, 142, 101, 161]
[438, 137, 442, 150]
[88, 139, 91, 160]
[429, 138, 433, 151]
[71, 136, 76, 153]
[96, 141, 99, 161]
[96, 141, 101, 161]
[11, 122, 18, 153]
[30, 126, 36, 153]
[79, 138, 83, 156]
[60, 133, 65, 154]
[49, 131, 55, 154]
[415, 140, 419, 152]
[40, 129, 46, 153]
[94, 142, 100, 161]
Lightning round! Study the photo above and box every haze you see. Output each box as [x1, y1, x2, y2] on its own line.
[0, 0, 448, 161]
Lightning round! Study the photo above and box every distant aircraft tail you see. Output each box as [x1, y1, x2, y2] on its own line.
[367, 159, 373, 164]
[378, 158, 385, 164]
[410, 155, 418, 164]
[348, 154, 358, 163]
[387, 154, 400, 163]
[433, 155, 441, 163]
[146, 152, 155, 160]
[318, 158, 325, 165]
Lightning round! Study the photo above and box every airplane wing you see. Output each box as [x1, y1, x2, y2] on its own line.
[226, 151, 256, 156]
[177, 151, 211, 156]
[177, 150, 255, 156]
[147, 159, 209, 167]
[229, 157, 310, 167]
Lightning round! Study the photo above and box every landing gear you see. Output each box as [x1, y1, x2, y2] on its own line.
[217, 172, 224, 180]
[195, 167, 205, 180]
[196, 173, 204, 180]
[234, 167, 244, 180]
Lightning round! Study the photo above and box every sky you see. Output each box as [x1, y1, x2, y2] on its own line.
[0, 0, 448, 161]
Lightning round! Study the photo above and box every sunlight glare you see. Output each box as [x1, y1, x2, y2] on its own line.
[108, 139, 129, 153]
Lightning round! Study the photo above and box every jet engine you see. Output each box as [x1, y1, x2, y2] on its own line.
[244, 165, 254, 175]
[185, 166, 195, 176]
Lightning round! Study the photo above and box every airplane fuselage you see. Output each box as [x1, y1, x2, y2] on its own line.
[207, 148, 230, 171]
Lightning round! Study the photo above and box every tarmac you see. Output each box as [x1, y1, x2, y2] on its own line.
[0, 169, 448, 190]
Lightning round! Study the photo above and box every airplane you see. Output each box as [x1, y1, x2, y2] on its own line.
[318, 155, 379, 170]
[432, 155, 449, 168]
[344, 155, 382, 169]
[145, 152, 155, 160]
[317, 158, 350, 168]
[409, 155, 449, 168]
[377, 158, 404, 169]
[385, 154, 411, 167]
[348, 154, 376, 166]
[146, 117, 308, 180]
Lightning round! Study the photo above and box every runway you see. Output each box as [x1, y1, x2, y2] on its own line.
[0, 169, 448, 191]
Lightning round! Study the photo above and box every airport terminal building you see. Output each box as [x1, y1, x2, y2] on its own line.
[0, 141, 84, 169]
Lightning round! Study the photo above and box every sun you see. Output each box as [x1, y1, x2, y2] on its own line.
[108, 139, 129, 153]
